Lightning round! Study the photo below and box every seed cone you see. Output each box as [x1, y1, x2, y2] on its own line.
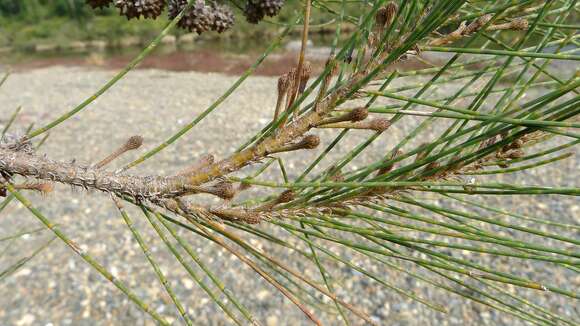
[210, 3, 235, 33]
[169, 0, 213, 34]
[86, 0, 113, 9]
[244, 0, 285, 24]
[258, 0, 284, 17]
[244, 1, 265, 24]
[115, 0, 166, 20]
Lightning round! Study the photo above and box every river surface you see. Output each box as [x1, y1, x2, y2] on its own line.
[0, 34, 341, 76]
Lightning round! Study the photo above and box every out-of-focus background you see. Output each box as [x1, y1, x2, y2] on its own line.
[0, 1, 578, 325]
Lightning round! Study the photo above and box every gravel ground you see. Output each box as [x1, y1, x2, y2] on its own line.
[0, 66, 578, 326]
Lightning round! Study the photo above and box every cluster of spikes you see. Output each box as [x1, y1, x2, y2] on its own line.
[243, 0, 285, 24]
[85, 0, 243, 34]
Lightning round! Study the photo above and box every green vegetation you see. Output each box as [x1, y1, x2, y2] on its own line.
[0, 0, 357, 49]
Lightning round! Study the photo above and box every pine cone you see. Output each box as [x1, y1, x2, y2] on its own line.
[86, 0, 113, 9]
[115, 0, 166, 20]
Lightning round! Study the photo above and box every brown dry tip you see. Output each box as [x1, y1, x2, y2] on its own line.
[369, 118, 391, 132]
[125, 135, 144, 150]
[300, 135, 321, 149]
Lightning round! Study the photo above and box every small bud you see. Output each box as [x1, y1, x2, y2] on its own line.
[256, 189, 295, 211]
[284, 68, 298, 112]
[315, 57, 338, 112]
[350, 107, 369, 122]
[488, 18, 529, 31]
[316, 107, 368, 126]
[274, 73, 291, 121]
[299, 61, 312, 93]
[208, 181, 236, 200]
[186, 181, 236, 200]
[269, 135, 320, 154]
[210, 207, 261, 224]
[368, 118, 391, 132]
[95, 135, 143, 169]
[125, 135, 144, 150]
[384, 2, 397, 26]
[430, 21, 466, 46]
[278, 73, 290, 96]
[316, 118, 390, 132]
[509, 18, 528, 30]
[300, 135, 321, 149]
[463, 14, 492, 35]
[375, 2, 397, 33]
